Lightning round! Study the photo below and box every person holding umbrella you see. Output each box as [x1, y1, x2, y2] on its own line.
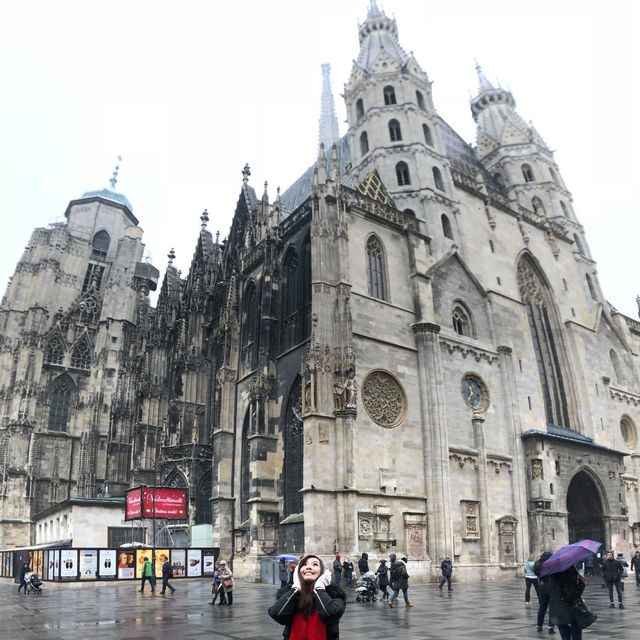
[540, 539, 600, 640]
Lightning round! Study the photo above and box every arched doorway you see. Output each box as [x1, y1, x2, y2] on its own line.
[567, 471, 606, 544]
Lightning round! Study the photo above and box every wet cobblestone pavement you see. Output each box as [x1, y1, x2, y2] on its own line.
[1, 577, 640, 639]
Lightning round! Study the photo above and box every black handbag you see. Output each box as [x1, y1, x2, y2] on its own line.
[571, 597, 597, 629]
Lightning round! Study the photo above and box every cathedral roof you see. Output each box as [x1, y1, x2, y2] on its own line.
[81, 188, 133, 212]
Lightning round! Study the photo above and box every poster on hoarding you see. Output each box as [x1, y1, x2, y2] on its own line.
[60, 549, 78, 579]
[154, 549, 170, 578]
[202, 550, 215, 575]
[79, 550, 98, 579]
[117, 550, 136, 579]
[187, 549, 202, 577]
[136, 549, 155, 579]
[99, 550, 117, 579]
[171, 549, 186, 577]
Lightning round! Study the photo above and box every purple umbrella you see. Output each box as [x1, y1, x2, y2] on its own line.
[539, 539, 602, 577]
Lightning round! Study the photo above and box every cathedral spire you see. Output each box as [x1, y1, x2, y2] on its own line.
[356, 2, 408, 71]
[475, 62, 495, 93]
[318, 64, 340, 153]
[109, 155, 122, 190]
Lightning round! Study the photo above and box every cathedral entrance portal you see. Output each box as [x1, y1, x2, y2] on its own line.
[566, 471, 606, 545]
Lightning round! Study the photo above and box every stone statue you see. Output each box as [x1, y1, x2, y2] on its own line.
[344, 368, 357, 409]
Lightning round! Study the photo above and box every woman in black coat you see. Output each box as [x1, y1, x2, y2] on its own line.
[375, 559, 390, 600]
[357, 552, 369, 575]
[549, 566, 587, 640]
[269, 554, 346, 640]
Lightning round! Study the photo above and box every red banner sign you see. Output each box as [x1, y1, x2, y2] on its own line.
[125, 486, 188, 521]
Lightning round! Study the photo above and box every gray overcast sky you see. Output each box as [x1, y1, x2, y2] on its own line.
[1, 0, 638, 315]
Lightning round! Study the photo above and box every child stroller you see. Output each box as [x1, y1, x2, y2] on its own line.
[355, 571, 378, 602]
[25, 572, 43, 594]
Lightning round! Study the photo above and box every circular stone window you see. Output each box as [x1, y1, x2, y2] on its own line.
[461, 373, 490, 412]
[362, 370, 407, 428]
[620, 416, 637, 449]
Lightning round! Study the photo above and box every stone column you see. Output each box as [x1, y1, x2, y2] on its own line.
[412, 322, 451, 566]
[471, 412, 491, 563]
[497, 345, 529, 562]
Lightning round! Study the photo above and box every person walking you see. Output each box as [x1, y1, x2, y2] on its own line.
[342, 557, 354, 588]
[219, 560, 234, 605]
[524, 553, 540, 605]
[438, 556, 453, 591]
[616, 553, 629, 592]
[268, 554, 346, 640]
[602, 550, 624, 608]
[279, 557, 289, 591]
[388, 555, 412, 607]
[534, 551, 556, 635]
[332, 553, 342, 587]
[549, 566, 588, 640]
[160, 555, 175, 594]
[17, 562, 30, 594]
[375, 558, 390, 600]
[140, 556, 155, 593]
[210, 562, 227, 605]
[631, 550, 640, 586]
[358, 552, 369, 577]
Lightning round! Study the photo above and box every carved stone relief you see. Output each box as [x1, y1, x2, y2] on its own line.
[362, 370, 406, 428]
[461, 501, 480, 540]
[531, 459, 544, 480]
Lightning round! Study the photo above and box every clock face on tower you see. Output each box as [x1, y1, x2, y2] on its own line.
[461, 375, 489, 411]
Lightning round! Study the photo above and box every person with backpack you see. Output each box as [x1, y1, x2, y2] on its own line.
[534, 552, 556, 634]
[139, 556, 155, 593]
[438, 556, 453, 591]
[332, 553, 342, 586]
[387, 554, 412, 608]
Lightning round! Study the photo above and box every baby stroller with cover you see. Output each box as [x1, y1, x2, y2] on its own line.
[355, 571, 378, 602]
[25, 572, 43, 594]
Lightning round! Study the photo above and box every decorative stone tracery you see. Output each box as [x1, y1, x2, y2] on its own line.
[362, 370, 406, 428]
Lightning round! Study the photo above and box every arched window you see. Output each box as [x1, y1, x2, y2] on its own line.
[452, 304, 473, 337]
[423, 124, 433, 146]
[194, 472, 212, 525]
[383, 85, 397, 105]
[441, 213, 453, 240]
[573, 234, 585, 255]
[396, 161, 411, 186]
[517, 256, 571, 427]
[585, 273, 597, 300]
[356, 98, 365, 119]
[366, 235, 387, 301]
[433, 166, 445, 191]
[302, 234, 312, 340]
[45, 334, 65, 365]
[620, 416, 637, 449]
[560, 201, 569, 217]
[388, 119, 402, 142]
[360, 131, 369, 155]
[281, 249, 301, 352]
[48, 375, 74, 432]
[283, 377, 303, 516]
[522, 164, 535, 183]
[416, 90, 425, 109]
[532, 196, 545, 215]
[91, 230, 110, 260]
[164, 468, 188, 488]
[240, 408, 252, 522]
[403, 208, 416, 218]
[610, 350, 625, 386]
[549, 167, 559, 185]
[70, 335, 92, 369]
[241, 282, 259, 370]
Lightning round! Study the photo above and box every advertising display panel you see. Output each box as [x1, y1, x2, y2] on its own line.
[79, 550, 98, 579]
[47, 550, 58, 580]
[60, 549, 78, 579]
[136, 549, 154, 579]
[117, 550, 136, 579]
[125, 487, 143, 520]
[99, 550, 117, 579]
[155, 549, 170, 578]
[125, 486, 188, 520]
[187, 549, 202, 577]
[171, 549, 186, 577]
[202, 549, 215, 575]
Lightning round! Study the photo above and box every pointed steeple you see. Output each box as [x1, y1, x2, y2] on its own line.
[318, 64, 340, 153]
[356, 2, 409, 71]
[475, 62, 495, 93]
[470, 63, 515, 125]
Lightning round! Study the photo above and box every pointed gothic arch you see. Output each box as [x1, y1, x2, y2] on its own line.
[45, 333, 66, 365]
[383, 85, 397, 105]
[281, 247, 302, 352]
[48, 374, 74, 432]
[91, 230, 110, 260]
[240, 406, 252, 523]
[283, 377, 303, 516]
[164, 468, 188, 488]
[70, 334, 93, 370]
[302, 233, 312, 341]
[356, 98, 365, 120]
[517, 254, 572, 428]
[423, 123, 433, 147]
[241, 281, 259, 370]
[388, 119, 402, 142]
[432, 166, 445, 191]
[610, 349, 625, 386]
[566, 469, 608, 544]
[360, 131, 369, 155]
[195, 472, 212, 525]
[366, 234, 388, 301]
[441, 213, 453, 240]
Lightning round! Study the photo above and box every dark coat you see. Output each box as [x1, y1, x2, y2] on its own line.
[390, 560, 408, 590]
[268, 585, 347, 640]
[440, 560, 453, 577]
[602, 558, 624, 582]
[162, 560, 172, 578]
[342, 561, 353, 576]
[279, 562, 289, 582]
[631, 554, 640, 573]
[358, 553, 369, 574]
[375, 563, 389, 587]
[549, 567, 585, 626]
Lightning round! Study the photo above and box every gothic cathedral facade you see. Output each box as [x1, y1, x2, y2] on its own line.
[2, 3, 640, 581]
